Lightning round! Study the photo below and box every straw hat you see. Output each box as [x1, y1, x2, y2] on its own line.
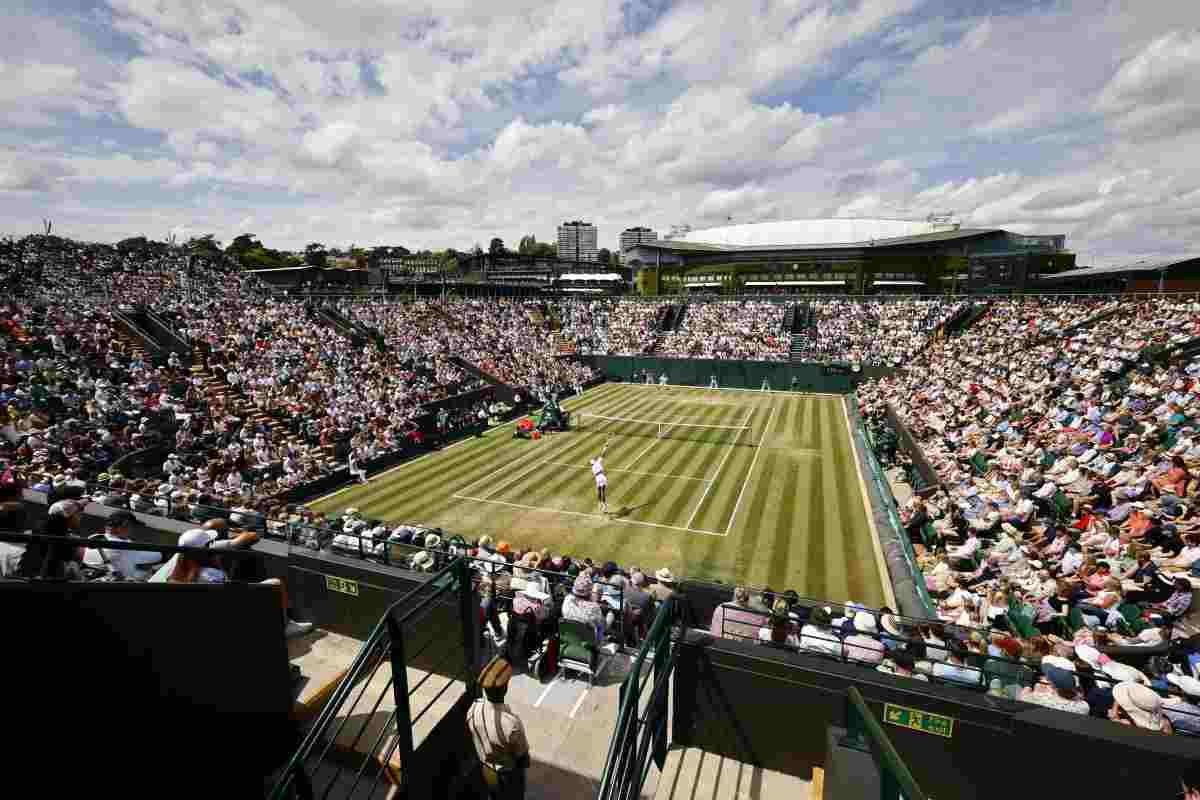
[1113, 682, 1164, 730]
[655, 567, 675, 584]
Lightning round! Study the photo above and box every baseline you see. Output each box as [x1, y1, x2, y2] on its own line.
[539, 459, 711, 483]
[450, 493, 726, 538]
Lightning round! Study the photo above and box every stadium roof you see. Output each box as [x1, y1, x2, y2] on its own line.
[635, 228, 1002, 254]
[1039, 257, 1200, 281]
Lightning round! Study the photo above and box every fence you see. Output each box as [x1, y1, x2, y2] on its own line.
[268, 557, 478, 799]
[844, 686, 929, 800]
[586, 355, 890, 393]
[705, 596, 1197, 726]
[596, 596, 678, 800]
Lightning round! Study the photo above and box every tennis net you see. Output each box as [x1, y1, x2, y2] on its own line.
[575, 412, 754, 446]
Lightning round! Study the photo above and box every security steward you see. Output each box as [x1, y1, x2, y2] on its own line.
[467, 657, 530, 799]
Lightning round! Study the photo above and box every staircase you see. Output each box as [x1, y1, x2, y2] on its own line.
[671, 303, 688, 332]
[783, 304, 796, 334]
[789, 333, 809, 364]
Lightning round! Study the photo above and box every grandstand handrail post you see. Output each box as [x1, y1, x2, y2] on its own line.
[456, 557, 481, 691]
[385, 609, 416, 790]
[846, 687, 928, 800]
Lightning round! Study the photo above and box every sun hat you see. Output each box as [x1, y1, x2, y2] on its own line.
[47, 499, 83, 517]
[1167, 674, 1200, 699]
[854, 611, 877, 634]
[655, 567, 674, 584]
[178, 528, 216, 548]
[880, 613, 904, 637]
[1113, 682, 1164, 730]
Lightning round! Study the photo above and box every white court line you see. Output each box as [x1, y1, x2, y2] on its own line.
[534, 675, 561, 708]
[452, 493, 726, 537]
[539, 459, 711, 483]
[623, 435, 663, 470]
[685, 405, 756, 530]
[309, 382, 621, 506]
[723, 402, 779, 535]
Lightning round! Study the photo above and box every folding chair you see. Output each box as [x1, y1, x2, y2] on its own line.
[557, 619, 603, 686]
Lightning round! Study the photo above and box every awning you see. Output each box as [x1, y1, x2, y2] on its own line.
[560, 287, 608, 293]
[744, 280, 847, 286]
[684, 281, 725, 287]
[871, 280, 925, 286]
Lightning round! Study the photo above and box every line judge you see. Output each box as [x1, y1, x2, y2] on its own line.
[468, 657, 530, 799]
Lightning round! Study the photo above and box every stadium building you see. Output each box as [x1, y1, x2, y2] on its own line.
[622, 217, 1074, 294]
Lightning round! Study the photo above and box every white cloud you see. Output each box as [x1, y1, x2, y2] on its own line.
[0, 0, 1197, 268]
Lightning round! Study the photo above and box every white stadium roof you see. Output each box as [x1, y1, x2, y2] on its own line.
[679, 218, 958, 248]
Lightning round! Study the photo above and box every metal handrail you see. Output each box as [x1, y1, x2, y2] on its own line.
[846, 686, 929, 800]
[596, 595, 677, 800]
[267, 557, 467, 800]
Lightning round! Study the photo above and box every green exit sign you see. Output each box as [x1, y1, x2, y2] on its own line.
[884, 703, 954, 738]
[325, 576, 360, 597]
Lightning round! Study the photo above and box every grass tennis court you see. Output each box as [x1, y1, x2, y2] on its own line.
[309, 383, 888, 607]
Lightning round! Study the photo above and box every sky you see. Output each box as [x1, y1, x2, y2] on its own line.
[1, 0, 1199, 265]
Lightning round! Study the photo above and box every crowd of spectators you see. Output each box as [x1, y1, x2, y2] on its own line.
[790, 299, 969, 366]
[847, 295, 1200, 734]
[657, 301, 789, 360]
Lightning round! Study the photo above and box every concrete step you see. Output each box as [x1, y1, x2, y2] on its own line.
[649, 747, 817, 800]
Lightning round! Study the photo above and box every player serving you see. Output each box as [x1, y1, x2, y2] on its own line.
[591, 438, 611, 513]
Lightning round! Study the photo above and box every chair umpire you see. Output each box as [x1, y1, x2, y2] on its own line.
[467, 657, 530, 799]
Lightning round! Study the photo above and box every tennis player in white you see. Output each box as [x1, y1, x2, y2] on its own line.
[658, 372, 668, 390]
[591, 438, 611, 512]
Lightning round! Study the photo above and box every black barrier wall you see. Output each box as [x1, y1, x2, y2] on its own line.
[672, 633, 1198, 800]
[584, 355, 892, 393]
[2, 581, 295, 796]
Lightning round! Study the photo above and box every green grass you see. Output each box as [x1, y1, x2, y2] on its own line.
[310, 383, 887, 607]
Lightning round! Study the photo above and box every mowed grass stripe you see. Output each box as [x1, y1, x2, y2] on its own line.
[491, 388, 712, 514]
[762, 396, 808, 590]
[390, 387, 673, 521]
[671, 392, 766, 531]
[684, 395, 775, 581]
[355, 384, 657, 518]
[307, 382, 626, 516]
[804, 398, 831, 599]
[831, 399, 885, 607]
[818, 398, 853, 601]
[599, 397, 750, 551]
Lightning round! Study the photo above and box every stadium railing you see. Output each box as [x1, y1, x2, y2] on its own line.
[707, 599, 1200, 732]
[846, 397, 938, 616]
[596, 596, 678, 800]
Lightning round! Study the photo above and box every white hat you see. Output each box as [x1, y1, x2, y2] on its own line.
[1167, 673, 1200, 698]
[854, 611, 877, 634]
[47, 499, 83, 517]
[423, 534, 442, 550]
[178, 529, 216, 548]
[655, 567, 675, 584]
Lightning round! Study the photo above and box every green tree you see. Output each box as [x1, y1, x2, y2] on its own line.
[488, 237, 506, 257]
[518, 234, 538, 255]
[226, 233, 260, 261]
[304, 242, 328, 267]
[186, 234, 222, 260]
[533, 242, 556, 259]
[597, 248, 612, 266]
